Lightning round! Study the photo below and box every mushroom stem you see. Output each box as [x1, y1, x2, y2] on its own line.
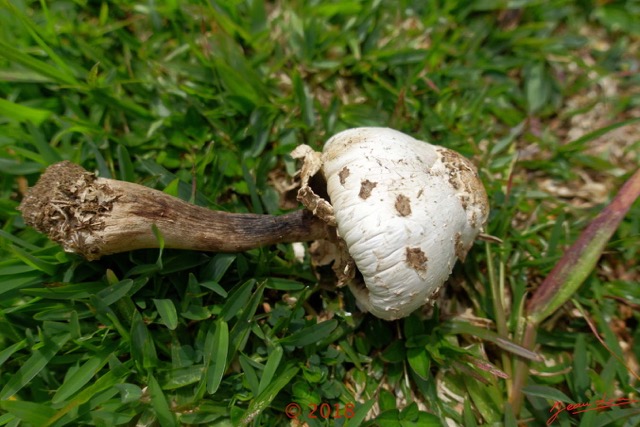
[18, 161, 329, 260]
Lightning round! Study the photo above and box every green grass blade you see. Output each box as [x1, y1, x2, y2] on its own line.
[0, 340, 27, 367]
[116, 143, 135, 182]
[278, 319, 339, 347]
[238, 355, 260, 396]
[0, 158, 43, 175]
[9, 245, 58, 275]
[0, 401, 57, 426]
[0, 229, 41, 251]
[205, 319, 229, 395]
[407, 347, 431, 380]
[442, 321, 542, 361]
[220, 279, 255, 321]
[51, 355, 109, 404]
[96, 279, 134, 306]
[228, 282, 265, 358]
[163, 366, 205, 390]
[45, 359, 133, 426]
[0, 272, 44, 296]
[26, 123, 63, 164]
[153, 299, 179, 330]
[344, 398, 376, 427]
[148, 374, 177, 427]
[0, 333, 71, 399]
[238, 362, 300, 426]
[0, 97, 52, 125]
[1, 0, 80, 80]
[558, 117, 640, 153]
[527, 169, 640, 324]
[90, 89, 154, 119]
[130, 311, 159, 369]
[258, 345, 283, 394]
[521, 385, 572, 403]
[0, 39, 77, 85]
[241, 163, 263, 214]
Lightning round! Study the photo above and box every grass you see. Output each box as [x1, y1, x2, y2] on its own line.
[1, 0, 639, 426]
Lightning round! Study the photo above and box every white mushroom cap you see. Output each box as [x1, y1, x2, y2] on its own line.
[294, 127, 489, 320]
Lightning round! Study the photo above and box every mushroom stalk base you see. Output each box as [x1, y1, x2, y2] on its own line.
[19, 161, 329, 260]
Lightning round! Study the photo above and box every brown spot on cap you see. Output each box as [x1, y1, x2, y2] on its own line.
[359, 179, 377, 200]
[454, 232, 468, 262]
[338, 166, 350, 186]
[435, 146, 490, 230]
[406, 247, 428, 273]
[395, 194, 412, 217]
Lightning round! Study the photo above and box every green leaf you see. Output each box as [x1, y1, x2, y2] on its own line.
[0, 340, 26, 367]
[0, 229, 41, 251]
[344, 398, 376, 427]
[0, 39, 78, 85]
[527, 169, 640, 324]
[115, 383, 144, 403]
[204, 319, 229, 394]
[238, 362, 300, 426]
[0, 158, 43, 175]
[258, 345, 283, 394]
[148, 374, 177, 427]
[0, 333, 71, 399]
[241, 163, 263, 214]
[338, 339, 362, 370]
[152, 224, 165, 268]
[379, 388, 397, 412]
[116, 143, 135, 182]
[46, 359, 133, 425]
[572, 334, 590, 397]
[220, 279, 255, 321]
[162, 177, 181, 197]
[521, 385, 572, 403]
[164, 366, 205, 390]
[239, 355, 260, 396]
[524, 62, 551, 114]
[90, 89, 154, 119]
[278, 320, 339, 347]
[406, 347, 430, 380]
[0, 97, 52, 125]
[153, 299, 179, 330]
[442, 321, 542, 361]
[52, 355, 108, 403]
[215, 60, 260, 108]
[464, 375, 500, 423]
[0, 272, 43, 296]
[0, 401, 57, 426]
[380, 340, 406, 363]
[205, 254, 237, 283]
[136, 158, 209, 205]
[228, 282, 265, 357]
[96, 279, 134, 306]
[130, 311, 158, 369]
[1, 0, 80, 80]
[559, 117, 640, 154]
[9, 245, 58, 275]
[21, 281, 106, 299]
[199, 280, 228, 297]
[265, 278, 306, 291]
[293, 73, 316, 128]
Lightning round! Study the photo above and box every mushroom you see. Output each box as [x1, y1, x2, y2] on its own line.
[18, 127, 489, 320]
[293, 127, 489, 320]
